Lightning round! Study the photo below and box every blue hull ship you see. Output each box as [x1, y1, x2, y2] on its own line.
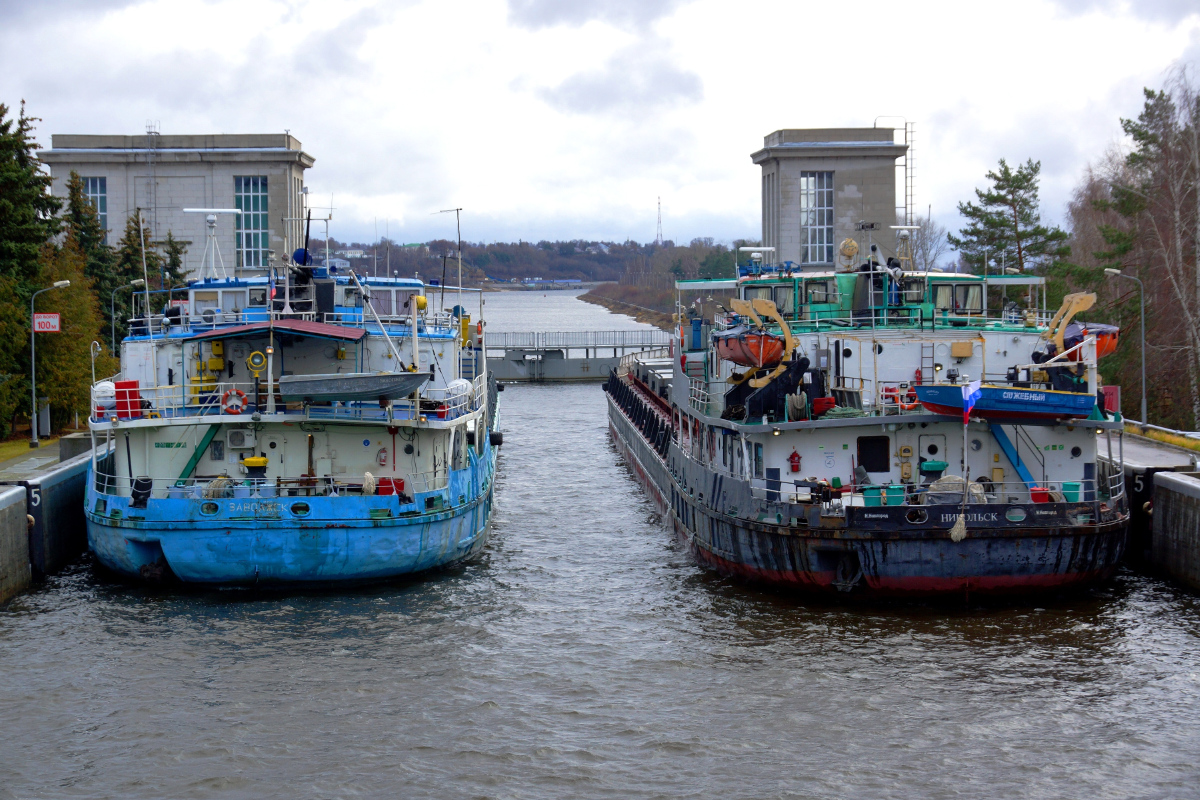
[85, 263, 501, 585]
[84, 444, 496, 585]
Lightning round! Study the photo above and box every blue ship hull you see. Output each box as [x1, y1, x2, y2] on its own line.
[84, 454, 496, 585]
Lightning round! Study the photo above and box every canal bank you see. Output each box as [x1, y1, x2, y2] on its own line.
[0, 433, 100, 603]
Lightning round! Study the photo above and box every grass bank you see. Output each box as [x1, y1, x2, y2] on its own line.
[1124, 423, 1200, 454]
[579, 284, 674, 331]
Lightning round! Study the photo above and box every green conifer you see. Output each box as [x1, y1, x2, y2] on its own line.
[948, 158, 1069, 272]
[0, 102, 61, 289]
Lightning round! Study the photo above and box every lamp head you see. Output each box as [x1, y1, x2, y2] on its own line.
[1104, 268, 1121, 277]
[130, 279, 146, 287]
[52, 280, 70, 289]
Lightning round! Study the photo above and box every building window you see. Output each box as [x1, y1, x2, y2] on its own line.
[235, 176, 269, 268]
[799, 171, 833, 265]
[83, 177, 107, 242]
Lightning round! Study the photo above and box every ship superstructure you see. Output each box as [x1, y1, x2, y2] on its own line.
[606, 255, 1128, 596]
[85, 265, 500, 584]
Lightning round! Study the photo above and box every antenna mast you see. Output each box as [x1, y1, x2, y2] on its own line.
[655, 197, 664, 246]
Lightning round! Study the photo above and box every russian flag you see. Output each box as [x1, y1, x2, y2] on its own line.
[962, 380, 982, 424]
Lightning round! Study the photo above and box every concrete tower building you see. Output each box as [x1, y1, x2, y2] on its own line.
[40, 133, 315, 278]
[752, 128, 908, 269]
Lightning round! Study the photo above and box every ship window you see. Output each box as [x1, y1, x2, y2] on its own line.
[744, 286, 772, 305]
[934, 284, 954, 310]
[343, 288, 362, 308]
[193, 291, 219, 314]
[753, 443, 764, 478]
[369, 290, 392, 316]
[772, 286, 795, 317]
[248, 288, 267, 307]
[954, 284, 984, 313]
[222, 291, 245, 312]
[901, 278, 925, 303]
[210, 440, 224, 461]
[805, 280, 837, 304]
[857, 436, 890, 473]
[396, 291, 413, 313]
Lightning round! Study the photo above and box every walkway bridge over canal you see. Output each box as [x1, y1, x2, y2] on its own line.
[486, 330, 671, 383]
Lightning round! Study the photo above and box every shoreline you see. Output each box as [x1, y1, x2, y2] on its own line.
[578, 292, 674, 332]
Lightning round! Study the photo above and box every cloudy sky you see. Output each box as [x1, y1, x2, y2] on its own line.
[2, 0, 1198, 246]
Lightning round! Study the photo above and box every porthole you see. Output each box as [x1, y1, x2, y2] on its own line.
[1071, 446, 1082, 458]
[1005, 507, 1027, 522]
[875, 344, 884, 354]
[291, 502, 311, 517]
[906, 508, 928, 524]
[927, 444, 939, 455]
[971, 439, 982, 451]
[269, 441, 277, 449]
[842, 348, 853, 358]
[200, 501, 219, 515]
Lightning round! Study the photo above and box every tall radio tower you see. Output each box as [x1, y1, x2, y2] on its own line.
[655, 196, 664, 246]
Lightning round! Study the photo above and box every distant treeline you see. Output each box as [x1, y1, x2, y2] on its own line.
[306, 236, 757, 284]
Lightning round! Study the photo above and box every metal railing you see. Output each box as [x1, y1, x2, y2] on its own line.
[94, 465, 451, 500]
[745, 476, 1126, 517]
[123, 307, 464, 338]
[709, 307, 1055, 335]
[91, 372, 487, 423]
[618, 347, 671, 376]
[487, 330, 672, 350]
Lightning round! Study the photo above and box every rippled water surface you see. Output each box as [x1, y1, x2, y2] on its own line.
[3, 292, 1200, 799]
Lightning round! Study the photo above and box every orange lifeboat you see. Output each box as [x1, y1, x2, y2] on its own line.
[1064, 321, 1119, 360]
[712, 325, 785, 368]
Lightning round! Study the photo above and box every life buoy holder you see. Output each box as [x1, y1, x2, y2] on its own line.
[222, 388, 248, 415]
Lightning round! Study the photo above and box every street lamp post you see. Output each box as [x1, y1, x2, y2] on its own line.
[1104, 268, 1147, 425]
[110, 279, 146, 353]
[30, 280, 71, 448]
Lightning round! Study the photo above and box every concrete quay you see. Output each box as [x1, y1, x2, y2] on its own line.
[0, 433, 99, 604]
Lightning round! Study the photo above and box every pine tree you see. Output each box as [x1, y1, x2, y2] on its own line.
[63, 170, 120, 346]
[0, 102, 60, 289]
[159, 230, 190, 290]
[35, 233, 114, 432]
[948, 158, 1070, 272]
[0, 276, 29, 438]
[111, 214, 161, 345]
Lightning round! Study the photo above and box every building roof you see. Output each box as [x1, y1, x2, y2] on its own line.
[39, 133, 315, 167]
[751, 127, 907, 164]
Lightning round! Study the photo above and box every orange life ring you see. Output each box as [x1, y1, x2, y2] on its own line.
[899, 390, 920, 412]
[222, 388, 248, 415]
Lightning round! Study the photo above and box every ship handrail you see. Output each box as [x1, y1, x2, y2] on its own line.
[708, 307, 1056, 336]
[745, 476, 1117, 506]
[618, 347, 670, 376]
[92, 465, 453, 498]
[487, 330, 673, 349]
[119, 307, 464, 339]
[89, 373, 485, 424]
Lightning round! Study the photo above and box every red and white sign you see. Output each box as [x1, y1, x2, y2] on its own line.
[33, 313, 60, 333]
[170, 299, 190, 314]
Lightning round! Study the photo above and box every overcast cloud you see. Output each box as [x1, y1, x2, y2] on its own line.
[1, 0, 1197, 246]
